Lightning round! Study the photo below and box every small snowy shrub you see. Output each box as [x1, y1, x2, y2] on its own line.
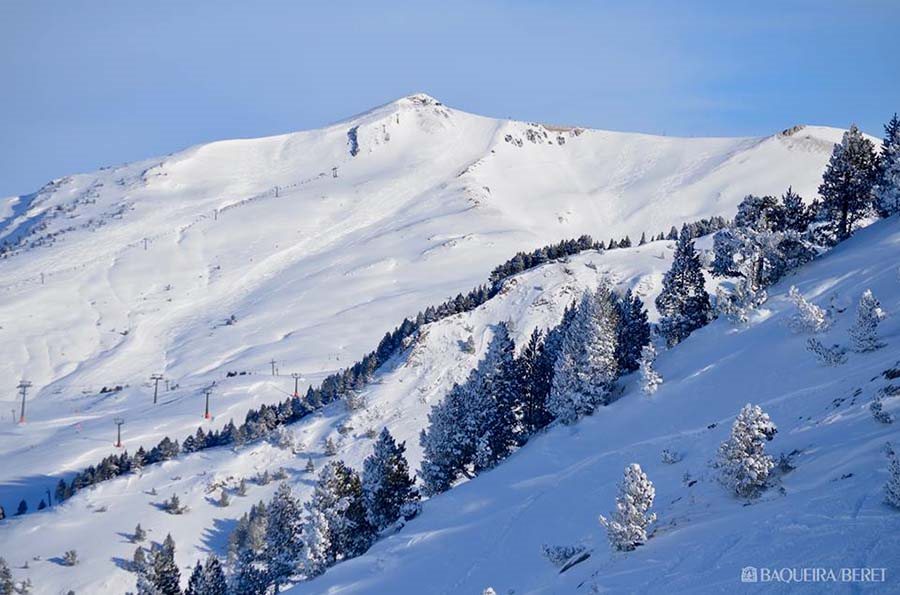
[640, 344, 662, 395]
[787, 286, 830, 333]
[871, 398, 894, 424]
[661, 449, 682, 464]
[716, 404, 777, 497]
[849, 290, 887, 352]
[62, 550, 78, 566]
[886, 455, 900, 509]
[806, 338, 847, 366]
[599, 463, 657, 551]
[541, 543, 588, 568]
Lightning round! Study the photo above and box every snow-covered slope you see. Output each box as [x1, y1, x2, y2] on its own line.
[0, 95, 846, 491]
[286, 216, 900, 595]
[0, 94, 877, 593]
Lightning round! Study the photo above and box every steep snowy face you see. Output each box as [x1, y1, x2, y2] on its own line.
[0, 95, 848, 529]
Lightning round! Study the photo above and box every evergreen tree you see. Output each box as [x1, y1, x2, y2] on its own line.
[230, 548, 267, 595]
[614, 289, 650, 373]
[639, 343, 662, 395]
[307, 461, 375, 563]
[849, 289, 887, 352]
[787, 286, 830, 333]
[780, 187, 810, 232]
[201, 556, 226, 595]
[806, 338, 848, 366]
[548, 284, 620, 423]
[599, 464, 657, 551]
[818, 124, 878, 241]
[263, 483, 304, 592]
[639, 232, 647, 246]
[300, 508, 331, 579]
[133, 546, 147, 572]
[362, 428, 417, 531]
[150, 533, 181, 595]
[886, 454, 900, 509]
[419, 382, 470, 495]
[517, 328, 553, 435]
[134, 523, 147, 543]
[875, 113, 900, 216]
[15, 500, 26, 516]
[716, 404, 777, 497]
[0, 558, 12, 595]
[186, 562, 204, 595]
[656, 235, 711, 346]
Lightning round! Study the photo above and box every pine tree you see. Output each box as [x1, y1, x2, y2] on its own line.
[230, 548, 267, 595]
[300, 507, 331, 579]
[201, 556, 226, 595]
[323, 437, 338, 456]
[886, 454, 900, 509]
[818, 124, 878, 241]
[15, 500, 26, 516]
[134, 523, 147, 543]
[218, 489, 230, 508]
[0, 558, 13, 595]
[599, 464, 657, 551]
[656, 235, 711, 346]
[849, 289, 887, 352]
[548, 284, 620, 423]
[639, 343, 662, 395]
[787, 286, 830, 333]
[150, 534, 181, 595]
[716, 404, 777, 497]
[875, 113, 900, 216]
[304, 459, 315, 474]
[186, 561, 205, 595]
[263, 483, 304, 591]
[133, 546, 147, 572]
[237, 478, 248, 496]
[806, 338, 848, 366]
[614, 289, 650, 373]
[307, 461, 375, 563]
[781, 187, 810, 232]
[518, 327, 553, 435]
[362, 428, 417, 531]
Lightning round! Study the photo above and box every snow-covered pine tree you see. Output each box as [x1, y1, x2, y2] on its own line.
[849, 289, 887, 352]
[201, 555, 226, 595]
[886, 454, 900, 509]
[548, 284, 620, 423]
[787, 286, 830, 333]
[419, 382, 470, 495]
[133, 546, 147, 572]
[300, 507, 331, 579]
[186, 561, 205, 595]
[323, 437, 338, 456]
[806, 338, 848, 366]
[264, 482, 304, 591]
[0, 558, 13, 595]
[517, 327, 553, 435]
[362, 428, 417, 531]
[134, 523, 147, 543]
[656, 235, 711, 346]
[307, 461, 375, 563]
[230, 548, 267, 595]
[599, 463, 657, 551]
[150, 534, 181, 595]
[639, 343, 662, 395]
[875, 113, 900, 217]
[818, 124, 878, 241]
[716, 404, 778, 497]
[781, 186, 810, 232]
[467, 323, 520, 471]
[614, 289, 651, 373]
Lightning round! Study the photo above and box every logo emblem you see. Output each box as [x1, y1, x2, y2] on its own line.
[741, 567, 758, 583]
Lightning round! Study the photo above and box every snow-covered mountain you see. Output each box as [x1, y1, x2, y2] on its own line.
[0, 94, 887, 594]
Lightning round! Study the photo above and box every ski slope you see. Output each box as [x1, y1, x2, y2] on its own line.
[287, 213, 900, 595]
[0, 94, 881, 593]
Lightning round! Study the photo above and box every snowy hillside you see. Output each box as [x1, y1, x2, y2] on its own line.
[286, 213, 900, 594]
[0, 94, 847, 496]
[0, 93, 884, 593]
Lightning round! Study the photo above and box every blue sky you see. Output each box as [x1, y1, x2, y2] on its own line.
[1, 1, 898, 197]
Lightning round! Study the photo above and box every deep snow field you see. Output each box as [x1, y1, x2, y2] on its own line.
[0, 94, 894, 594]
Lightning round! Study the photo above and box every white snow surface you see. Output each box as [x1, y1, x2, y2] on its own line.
[0, 94, 892, 593]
